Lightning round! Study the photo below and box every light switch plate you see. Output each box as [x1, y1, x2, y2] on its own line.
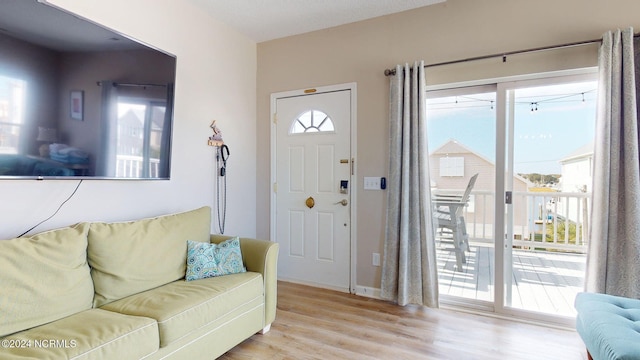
[364, 177, 381, 190]
[372, 253, 380, 266]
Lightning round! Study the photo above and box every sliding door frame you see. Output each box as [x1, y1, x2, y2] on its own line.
[427, 67, 598, 327]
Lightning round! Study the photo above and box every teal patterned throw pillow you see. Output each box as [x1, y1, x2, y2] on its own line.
[186, 237, 246, 281]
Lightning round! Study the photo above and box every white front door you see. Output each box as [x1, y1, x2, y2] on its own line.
[272, 87, 353, 291]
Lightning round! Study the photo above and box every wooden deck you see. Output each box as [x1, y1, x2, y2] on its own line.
[437, 240, 586, 316]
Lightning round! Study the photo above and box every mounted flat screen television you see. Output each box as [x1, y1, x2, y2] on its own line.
[0, 0, 176, 179]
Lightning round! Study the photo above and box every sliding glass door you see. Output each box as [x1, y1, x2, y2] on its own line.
[426, 85, 497, 308]
[500, 75, 596, 323]
[427, 71, 597, 325]
[116, 99, 167, 178]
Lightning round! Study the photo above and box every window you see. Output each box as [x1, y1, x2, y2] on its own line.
[0, 75, 26, 154]
[440, 156, 464, 177]
[116, 99, 166, 177]
[290, 110, 335, 134]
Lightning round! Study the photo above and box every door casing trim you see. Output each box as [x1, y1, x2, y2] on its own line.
[270, 82, 357, 294]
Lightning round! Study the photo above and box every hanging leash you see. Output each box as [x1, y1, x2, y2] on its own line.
[216, 145, 229, 234]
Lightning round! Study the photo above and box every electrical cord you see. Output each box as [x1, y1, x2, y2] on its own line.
[216, 146, 229, 234]
[18, 179, 83, 237]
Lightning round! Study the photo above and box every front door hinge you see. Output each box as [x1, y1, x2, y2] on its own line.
[505, 191, 512, 204]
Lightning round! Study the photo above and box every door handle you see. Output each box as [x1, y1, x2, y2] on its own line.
[334, 199, 348, 206]
[306, 197, 315, 209]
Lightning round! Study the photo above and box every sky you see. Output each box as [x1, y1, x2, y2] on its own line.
[426, 80, 597, 175]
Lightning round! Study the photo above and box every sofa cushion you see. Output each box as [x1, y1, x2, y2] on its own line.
[0, 308, 158, 360]
[186, 237, 246, 281]
[0, 223, 93, 337]
[100, 271, 263, 347]
[88, 206, 211, 307]
[575, 292, 640, 360]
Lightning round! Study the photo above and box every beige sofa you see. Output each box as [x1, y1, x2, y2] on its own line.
[0, 206, 279, 359]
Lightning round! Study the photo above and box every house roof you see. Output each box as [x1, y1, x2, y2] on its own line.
[431, 138, 494, 164]
[559, 141, 594, 163]
[431, 139, 531, 186]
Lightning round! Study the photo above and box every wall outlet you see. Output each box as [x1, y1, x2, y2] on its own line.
[372, 253, 380, 266]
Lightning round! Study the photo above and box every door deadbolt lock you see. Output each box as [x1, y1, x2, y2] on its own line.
[334, 199, 348, 206]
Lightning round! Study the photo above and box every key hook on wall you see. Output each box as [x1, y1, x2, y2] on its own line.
[208, 120, 229, 234]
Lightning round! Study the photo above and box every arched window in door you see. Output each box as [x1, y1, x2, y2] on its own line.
[290, 110, 335, 134]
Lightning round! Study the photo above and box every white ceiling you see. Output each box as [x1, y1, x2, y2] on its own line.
[189, 0, 446, 43]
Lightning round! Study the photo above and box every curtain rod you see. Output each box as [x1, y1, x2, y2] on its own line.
[96, 81, 166, 88]
[383, 33, 640, 76]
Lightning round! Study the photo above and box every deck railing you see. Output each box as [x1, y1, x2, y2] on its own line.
[432, 189, 591, 254]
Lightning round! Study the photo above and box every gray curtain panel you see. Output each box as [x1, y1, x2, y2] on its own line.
[586, 27, 640, 298]
[380, 61, 439, 307]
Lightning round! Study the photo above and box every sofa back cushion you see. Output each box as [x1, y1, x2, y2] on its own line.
[88, 206, 211, 307]
[0, 223, 93, 337]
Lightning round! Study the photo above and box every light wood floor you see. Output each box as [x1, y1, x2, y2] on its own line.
[219, 281, 587, 360]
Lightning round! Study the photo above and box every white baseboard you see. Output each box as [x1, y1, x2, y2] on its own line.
[354, 285, 382, 299]
[278, 276, 350, 293]
[278, 278, 383, 300]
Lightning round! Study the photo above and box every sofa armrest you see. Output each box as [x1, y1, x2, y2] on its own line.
[210, 235, 279, 327]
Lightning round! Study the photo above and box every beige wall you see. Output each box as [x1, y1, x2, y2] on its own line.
[1, 0, 257, 239]
[256, 0, 640, 290]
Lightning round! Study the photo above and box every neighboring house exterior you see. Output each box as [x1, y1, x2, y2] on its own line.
[115, 105, 166, 177]
[117, 109, 144, 157]
[429, 139, 531, 241]
[559, 142, 593, 194]
[557, 142, 593, 224]
[117, 107, 165, 158]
